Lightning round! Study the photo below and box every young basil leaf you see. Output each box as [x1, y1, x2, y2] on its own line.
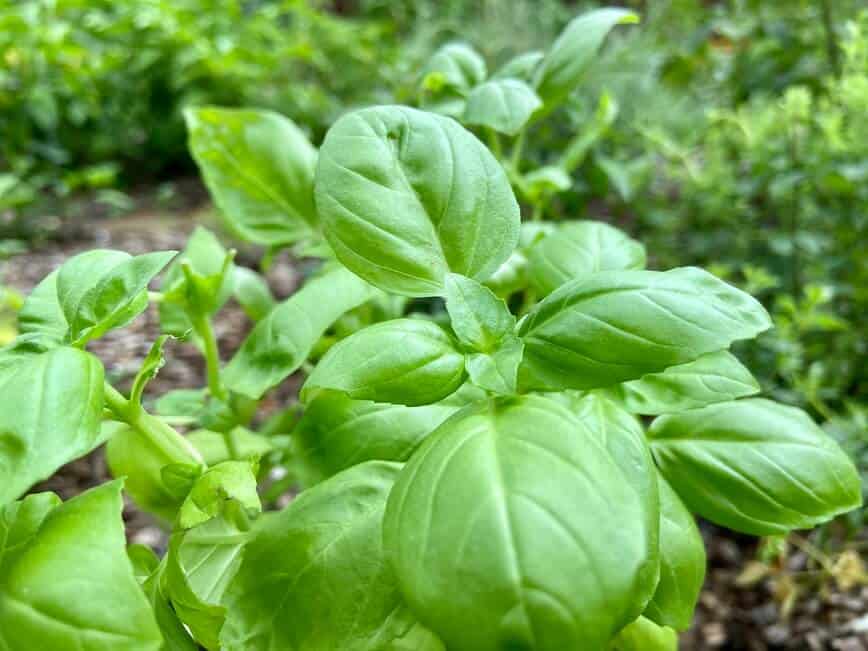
[220, 461, 419, 651]
[608, 350, 760, 415]
[643, 473, 706, 631]
[17, 270, 67, 344]
[493, 51, 545, 82]
[610, 616, 678, 651]
[383, 395, 658, 651]
[293, 384, 483, 486]
[0, 482, 162, 651]
[419, 43, 487, 117]
[527, 220, 646, 296]
[0, 346, 104, 504]
[231, 266, 276, 322]
[178, 459, 261, 529]
[185, 107, 318, 246]
[223, 266, 376, 399]
[463, 79, 542, 136]
[302, 318, 466, 406]
[533, 8, 639, 111]
[134, 552, 198, 651]
[649, 399, 863, 535]
[518, 267, 772, 391]
[160, 226, 234, 334]
[0, 492, 61, 556]
[187, 427, 274, 467]
[519, 165, 572, 203]
[105, 421, 188, 522]
[315, 105, 520, 297]
[166, 509, 251, 650]
[465, 336, 524, 395]
[444, 272, 515, 352]
[60, 250, 175, 346]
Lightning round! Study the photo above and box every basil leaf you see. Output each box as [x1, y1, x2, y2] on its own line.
[527, 220, 646, 296]
[231, 266, 275, 322]
[17, 270, 67, 343]
[518, 267, 771, 391]
[519, 166, 572, 203]
[644, 474, 705, 631]
[0, 346, 104, 504]
[493, 51, 544, 82]
[610, 617, 678, 651]
[224, 266, 376, 399]
[187, 427, 274, 467]
[444, 272, 515, 352]
[139, 555, 199, 651]
[384, 395, 658, 651]
[315, 105, 520, 296]
[220, 461, 417, 650]
[463, 79, 542, 136]
[293, 385, 481, 486]
[0, 482, 162, 651]
[0, 492, 61, 556]
[178, 459, 261, 529]
[302, 318, 466, 407]
[608, 350, 760, 415]
[533, 8, 639, 111]
[185, 107, 318, 246]
[420, 43, 487, 117]
[649, 399, 863, 535]
[465, 336, 524, 395]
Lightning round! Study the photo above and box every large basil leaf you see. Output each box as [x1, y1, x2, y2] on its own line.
[302, 318, 466, 406]
[0, 346, 104, 504]
[608, 350, 760, 415]
[315, 105, 520, 297]
[649, 399, 863, 535]
[224, 266, 376, 399]
[518, 267, 771, 391]
[610, 617, 677, 651]
[527, 220, 646, 296]
[444, 272, 515, 352]
[644, 474, 705, 631]
[185, 107, 318, 246]
[0, 482, 162, 651]
[463, 79, 541, 136]
[220, 461, 417, 651]
[533, 8, 639, 111]
[17, 270, 67, 343]
[293, 385, 482, 486]
[384, 395, 658, 651]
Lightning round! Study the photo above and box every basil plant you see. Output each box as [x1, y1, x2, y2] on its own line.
[0, 15, 861, 651]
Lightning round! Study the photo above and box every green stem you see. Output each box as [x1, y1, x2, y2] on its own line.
[819, 0, 841, 77]
[486, 128, 503, 160]
[510, 130, 527, 173]
[191, 313, 227, 402]
[103, 382, 204, 466]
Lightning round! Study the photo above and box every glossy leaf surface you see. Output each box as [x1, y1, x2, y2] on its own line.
[463, 79, 541, 136]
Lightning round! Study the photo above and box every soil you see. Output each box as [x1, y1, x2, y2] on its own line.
[4, 210, 866, 651]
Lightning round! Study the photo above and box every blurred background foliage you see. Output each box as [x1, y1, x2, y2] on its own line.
[1, 0, 866, 498]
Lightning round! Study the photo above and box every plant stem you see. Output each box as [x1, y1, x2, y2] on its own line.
[510, 130, 527, 173]
[487, 128, 503, 160]
[819, 0, 841, 77]
[191, 313, 227, 402]
[103, 382, 204, 466]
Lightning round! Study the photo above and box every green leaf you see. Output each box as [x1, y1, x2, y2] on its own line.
[105, 421, 187, 522]
[59, 250, 175, 345]
[610, 617, 678, 651]
[185, 107, 318, 246]
[302, 318, 466, 406]
[179, 459, 261, 529]
[292, 385, 482, 486]
[463, 79, 542, 136]
[465, 336, 524, 394]
[0, 482, 162, 651]
[649, 399, 863, 535]
[231, 266, 275, 322]
[527, 220, 646, 296]
[224, 266, 376, 399]
[155, 388, 208, 420]
[220, 461, 417, 651]
[315, 105, 520, 297]
[520, 166, 572, 203]
[17, 270, 67, 343]
[384, 395, 658, 651]
[533, 8, 639, 111]
[130, 335, 172, 407]
[493, 51, 544, 81]
[187, 427, 274, 467]
[0, 492, 61, 557]
[644, 473, 705, 631]
[518, 267, 771, 391]
[166, 510, 251, 650]
[423, 42, 487, 93]
[608, 350, 760, 415]
[0, 346, 104, 504]
[444, 272, 515, 352]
